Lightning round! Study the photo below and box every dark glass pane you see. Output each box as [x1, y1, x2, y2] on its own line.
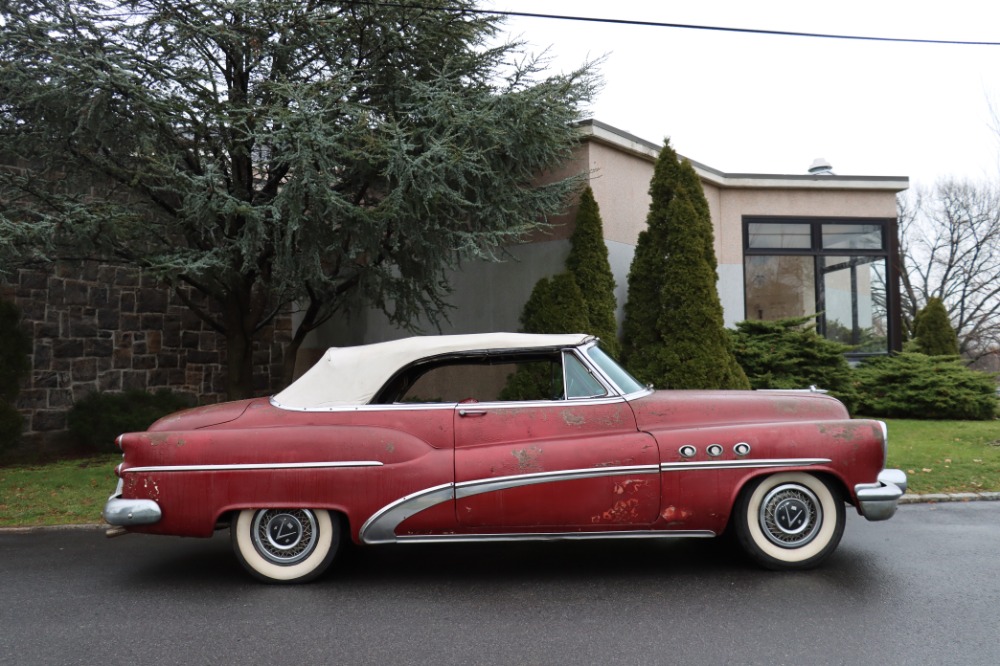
[744, 255, 816, 320]
[822, 224, 883, 251]
[747, 222, 812, 249]
[821, 256, 888, 352]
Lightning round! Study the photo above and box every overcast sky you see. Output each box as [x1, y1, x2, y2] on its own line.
[487, 0, 1000, 189]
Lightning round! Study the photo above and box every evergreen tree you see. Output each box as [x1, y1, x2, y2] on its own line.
[0, 0, 597, 397]
[621, 140, 749, 389]
[730, 315, 857, 411]
[519, 273, 591, 334]
[566, 187, 620, 357]
[913, 297, 960, 356]
[501, 273, 589, 400]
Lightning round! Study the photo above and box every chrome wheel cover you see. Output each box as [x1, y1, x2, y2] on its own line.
[251, 509, 319, 566]
[758, 483, 822, 548]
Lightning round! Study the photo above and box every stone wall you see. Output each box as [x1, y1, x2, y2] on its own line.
[1, 261, 290, 448]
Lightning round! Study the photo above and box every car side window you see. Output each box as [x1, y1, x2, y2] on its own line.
[379, 352, 568, 403]
[563, 351, 608, 399]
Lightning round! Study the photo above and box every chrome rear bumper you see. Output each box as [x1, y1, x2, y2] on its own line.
[103, 481, 162, 527]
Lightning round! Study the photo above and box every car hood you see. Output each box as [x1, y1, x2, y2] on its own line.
[629, 390, 850, 430]
[147, 399, 258, 431]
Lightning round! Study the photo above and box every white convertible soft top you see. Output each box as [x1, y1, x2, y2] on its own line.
[271, 332, 593, 409]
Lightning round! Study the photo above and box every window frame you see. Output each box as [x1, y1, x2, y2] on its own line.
[742, 216, 901, 356]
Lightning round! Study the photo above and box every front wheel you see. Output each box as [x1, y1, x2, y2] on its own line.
[733, 472, 845, 570]
[231, 508, 340, 583]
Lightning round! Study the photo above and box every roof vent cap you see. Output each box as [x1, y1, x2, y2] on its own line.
[808, 158, 834, 175]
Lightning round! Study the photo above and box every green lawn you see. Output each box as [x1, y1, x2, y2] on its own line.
[883, 418, 1000, 495]
[0, 455, 119, 527]
[0, 418, 997, 528]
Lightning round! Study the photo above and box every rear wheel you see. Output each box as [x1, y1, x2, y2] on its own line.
[734, 472, 845, 570]
[231, 508, 340, 583]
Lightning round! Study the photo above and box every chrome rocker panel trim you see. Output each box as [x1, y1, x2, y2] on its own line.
[855, 468, 908, 521]
[395, 530, 716, 544]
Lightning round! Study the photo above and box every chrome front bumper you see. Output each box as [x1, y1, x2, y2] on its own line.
[855, 469, 908, 521]
[102, 481, 161, 526]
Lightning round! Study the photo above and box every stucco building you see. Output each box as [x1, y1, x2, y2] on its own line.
[304, 119, 908, 364]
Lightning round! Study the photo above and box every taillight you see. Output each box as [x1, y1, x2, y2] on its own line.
[115, 434, 124, 450]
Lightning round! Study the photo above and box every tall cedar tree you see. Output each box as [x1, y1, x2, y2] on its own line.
[0, 0, 597, 398]
[913, 297, 960, 356]
[565, 187, 620, 357]
[622, 140, 749, 389]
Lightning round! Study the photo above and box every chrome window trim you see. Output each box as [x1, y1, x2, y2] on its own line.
[395, 530, 715, 544]
[660, 458, 831, 472]
[121, 461, 384, 474]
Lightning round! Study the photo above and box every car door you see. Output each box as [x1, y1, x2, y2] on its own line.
[454, 350, 660, 529]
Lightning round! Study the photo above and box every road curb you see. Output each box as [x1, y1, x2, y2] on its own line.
[900, 491, 1000, 504]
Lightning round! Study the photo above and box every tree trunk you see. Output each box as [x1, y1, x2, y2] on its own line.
[222, 294, 257, 401]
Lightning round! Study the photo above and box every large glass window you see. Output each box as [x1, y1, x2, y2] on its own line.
[744, 219, 894, 354]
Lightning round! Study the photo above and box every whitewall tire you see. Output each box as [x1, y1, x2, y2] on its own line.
[231, 508, 340, 583]
[734, 472, 845, 570]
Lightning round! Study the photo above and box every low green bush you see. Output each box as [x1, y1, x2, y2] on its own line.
[853, 353, 999, 420]
[0, 299, 31, 453]
[730, 316, 858, 412]
[0, 401, 24, 452]
[67, 390, 195, 453]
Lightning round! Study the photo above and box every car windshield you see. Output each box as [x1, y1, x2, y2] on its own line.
[586, 345, 646, 394]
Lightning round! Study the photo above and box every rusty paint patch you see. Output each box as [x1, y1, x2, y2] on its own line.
[384, 442, 396, 453]
[561, 411, 585, 426]
[511, 446, 543, 471]
[818, 421, 871, 442]
[146, 433, 170, 446]
[593, 458, 636, 468]
[661, 505, 694, 525]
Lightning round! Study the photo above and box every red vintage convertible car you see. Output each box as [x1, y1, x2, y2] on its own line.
[104, 333, 906, 583]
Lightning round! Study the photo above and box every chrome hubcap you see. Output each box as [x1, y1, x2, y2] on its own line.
[759, 484, 822, 548]
[251, 509, 318, 565]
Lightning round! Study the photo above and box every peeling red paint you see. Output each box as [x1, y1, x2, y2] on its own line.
[511, 446, 543, 471]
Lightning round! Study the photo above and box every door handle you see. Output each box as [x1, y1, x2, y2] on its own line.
[458, 409, 487, 418]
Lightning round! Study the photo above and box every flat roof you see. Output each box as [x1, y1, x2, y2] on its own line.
[575, 119, 909, 192]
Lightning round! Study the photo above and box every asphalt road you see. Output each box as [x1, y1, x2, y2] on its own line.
[2, 502, 998, 666]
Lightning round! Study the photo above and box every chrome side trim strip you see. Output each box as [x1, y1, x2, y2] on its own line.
[660, 458, 831, 472]
[360, 483, 455, 545]
[122, 461, 384, 474]
[454, 465, 661, 499]
[395, 530, 716, 544]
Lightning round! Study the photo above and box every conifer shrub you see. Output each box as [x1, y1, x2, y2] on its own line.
[566, 187, 620, 357]
[621, 140, 748, 389]
[518, 272, 591, 335]
[853, 353, 998, 420]
[0, 299, 31, 452]
[67, 390, 195, 453]
[730, 316, 858, 412]
[502, 273, 590, 400]
[912, 297, 960, 356]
